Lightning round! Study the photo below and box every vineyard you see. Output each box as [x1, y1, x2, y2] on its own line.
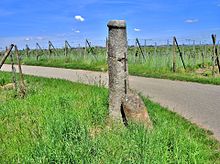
[1, 36, 219, 84]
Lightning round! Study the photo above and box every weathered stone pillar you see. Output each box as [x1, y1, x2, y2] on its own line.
[107, 20, 128, 120]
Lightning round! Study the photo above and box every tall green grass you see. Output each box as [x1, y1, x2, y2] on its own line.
[0, 72, 219, 163]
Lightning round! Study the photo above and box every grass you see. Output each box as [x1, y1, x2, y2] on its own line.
[0, 71, 220, 163]
[129, 64, 220, 85]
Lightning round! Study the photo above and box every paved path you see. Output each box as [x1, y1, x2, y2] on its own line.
[1, 64, 220, 141]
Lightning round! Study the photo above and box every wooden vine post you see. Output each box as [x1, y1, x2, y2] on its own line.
[15, 45, 26, 97]
[0, 44, 14, 69]
[173, 37, 176, 72]
[202, 43, 205, 68]
[211, 34, 220, 75]
[0, 44, 26, 97]
[36, 43, 43, 60]
[9, 47, 17, 90]
[193, 40, 196, 66]
[84, 40, 87, 57]
[173, 37, 186, 71]
[25, 44, 30, 57]
[85, 39, 97, 61]
[64, 41, 68, 56]
[48, 41, 58, 56]
[64, 40, 72, 56]
[134, 38, 146, 61]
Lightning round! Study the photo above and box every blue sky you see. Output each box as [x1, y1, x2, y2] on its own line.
[0, 0, 220, 48]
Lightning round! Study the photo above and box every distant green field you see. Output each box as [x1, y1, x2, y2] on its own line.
[1, 72, 219, 163]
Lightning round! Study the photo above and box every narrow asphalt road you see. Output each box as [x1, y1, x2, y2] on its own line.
[1, 64, 220, 141]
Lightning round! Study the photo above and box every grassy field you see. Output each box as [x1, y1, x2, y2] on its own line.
[0, 72, 220, 163]
[8, 44, 218, 85]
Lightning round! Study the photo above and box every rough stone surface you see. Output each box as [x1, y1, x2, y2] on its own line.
[107, 20, 150, 128]
[122, 89, 152, 128]
[108, 20, 128, 119]
[107, 20, 126, 28]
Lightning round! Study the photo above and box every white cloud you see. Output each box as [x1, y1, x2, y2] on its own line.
[25, 38, 30, 41]
[134, 28, 141, 32]
[185, 19, 199, 23]
[74, 15, 85, 22]
[75, 30, 80, 33]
